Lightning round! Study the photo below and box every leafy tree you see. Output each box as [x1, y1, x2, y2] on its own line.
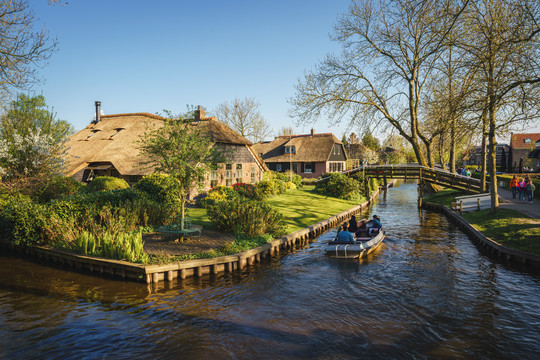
[361, 131, 381, 152]
[138, 111, 225, 234]
[0, 1, 56, 99]
[0, 94, 72, 186]
[215, 97, 271, 143]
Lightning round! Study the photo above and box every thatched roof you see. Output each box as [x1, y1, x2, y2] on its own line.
[253, 132, 344, 163]
[65, 112, 256, 176]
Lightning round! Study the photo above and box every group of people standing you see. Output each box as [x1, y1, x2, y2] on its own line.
[337, 215, 382, 242]
[510, 175, 536, 204]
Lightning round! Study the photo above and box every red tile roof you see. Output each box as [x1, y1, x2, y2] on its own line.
[510, 133, 540, 149]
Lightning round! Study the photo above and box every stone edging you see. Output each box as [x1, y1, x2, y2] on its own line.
[422, 202, 540, 269]
[2, 182, 395, 284]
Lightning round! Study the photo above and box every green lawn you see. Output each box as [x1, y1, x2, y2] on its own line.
[264, 185, 364, 234]
[423, 189, 466, 206]
[424, 190, 540, 256]
[462, 209, 540, 256]
[188, 186, 364, 236]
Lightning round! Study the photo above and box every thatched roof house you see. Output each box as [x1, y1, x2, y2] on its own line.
[253, 129, 347, 178]
[65, 104, 267, 192]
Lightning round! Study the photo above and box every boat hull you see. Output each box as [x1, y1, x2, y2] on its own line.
[325, 231, 385, 259]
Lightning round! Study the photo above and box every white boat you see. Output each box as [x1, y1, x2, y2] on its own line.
[325, 220, 385, 258]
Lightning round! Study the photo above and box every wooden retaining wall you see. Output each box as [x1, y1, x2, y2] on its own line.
[2, 182, 396, 284]
[422, 202, 540, 270]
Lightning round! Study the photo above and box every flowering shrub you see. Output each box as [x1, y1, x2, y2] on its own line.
[233, 182, 262, 200]
[196, 185, 239, 208]
[0, 128, 66, 180]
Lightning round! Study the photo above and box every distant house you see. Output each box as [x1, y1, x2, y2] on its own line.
[253, 129, 347, 178]
[461, 144, 510, 171]
[510, 133, 540, 171]
[527, 139, 540, 171]
[65, 104, 267, 196]
[344, 143, 369, 168]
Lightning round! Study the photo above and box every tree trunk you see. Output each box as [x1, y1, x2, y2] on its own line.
[487, 91, 499, 212]
[480, 115, 488, 193]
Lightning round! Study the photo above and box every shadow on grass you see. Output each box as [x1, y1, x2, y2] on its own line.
[463, 209, 540, 256]
[265, 187, 363, 234]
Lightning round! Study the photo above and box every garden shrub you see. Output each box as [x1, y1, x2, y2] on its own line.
[84, 176, 129, 192]
[264, 171, 302, 188]
[232, 183, 262, 200]
[197, 185, 239, 208]
[0, 194, 49, 246]
[256, 180, 276, 196]
[207, 198, 285, 237]
[272, 179, 287, 194]
[134, 174, 181, 205]
[316, 172, 361, 200]
[34, 176, 84, 203]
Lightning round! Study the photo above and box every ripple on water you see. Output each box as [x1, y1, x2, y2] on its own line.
[1, 183, 540, 359]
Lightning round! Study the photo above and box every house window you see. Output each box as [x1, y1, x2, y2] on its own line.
[330, 162, 343, 172]
[236, 164, 243, 184]
[210, 170, 218, 188]
[304, 163, 313, 173]
[525, 138, 532, 143]
[284, 146, 296, 154]
[225, 164, 233, 186]
[251, 166, 256, 183]
[276, 164, 282, 172]
[333, 145, 341, 155]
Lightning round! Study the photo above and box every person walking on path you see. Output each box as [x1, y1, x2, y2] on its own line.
[518, 178, 527, 201]
[510, 175, 519, 199]
[526, 179, 536, 204]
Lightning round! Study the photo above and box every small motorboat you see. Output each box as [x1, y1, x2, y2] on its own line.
[325, 219, 385, 258]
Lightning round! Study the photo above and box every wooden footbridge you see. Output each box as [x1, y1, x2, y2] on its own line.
[341, 164, 485, 193]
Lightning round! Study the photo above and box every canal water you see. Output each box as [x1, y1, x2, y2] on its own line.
[1, 183, 539, 359]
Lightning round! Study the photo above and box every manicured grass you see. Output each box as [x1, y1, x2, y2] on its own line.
[187, 207, 216, 230]
[462, 209, 540, 256]
[423, 189, 468, 207]
[188, 186, 364, 236]
[264, 185, 364, 234]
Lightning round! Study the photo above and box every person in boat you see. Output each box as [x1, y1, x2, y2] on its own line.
[348, 215, 359, 233]
[337, 222, 355, 242]
[369, 215, 382, 235]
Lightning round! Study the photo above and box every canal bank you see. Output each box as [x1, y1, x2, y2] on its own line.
[422, 201, 540, 271]
[1, 182, 396, 284]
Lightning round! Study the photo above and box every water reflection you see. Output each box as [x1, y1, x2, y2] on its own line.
[1, 182, 539, 359]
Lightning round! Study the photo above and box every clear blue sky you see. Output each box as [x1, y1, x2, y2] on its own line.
[31, 0, 540, 141]
[32, 0, 352, 138]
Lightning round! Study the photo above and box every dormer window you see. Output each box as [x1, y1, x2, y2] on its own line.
[525, 138, 532, 143]
[285, 145, 296, 154]
[109, 128, 125, 139]
[85, 129, 101, 140]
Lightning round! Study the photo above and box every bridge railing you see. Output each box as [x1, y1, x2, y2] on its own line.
[325, 164, 485, 193]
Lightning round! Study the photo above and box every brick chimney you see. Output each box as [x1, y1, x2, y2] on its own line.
[311, 128, 315, 136]
[195, 105, 205, 121]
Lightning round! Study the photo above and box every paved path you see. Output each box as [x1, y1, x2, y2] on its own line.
[497, 186, 540, 219]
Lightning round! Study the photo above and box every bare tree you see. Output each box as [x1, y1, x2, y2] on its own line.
[214, 97, 271, 143]
[276, 126, 294, 136]
[289, 0, 469, 167]
[0, 0, 57, 100]
[461, 0, 540, 211]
